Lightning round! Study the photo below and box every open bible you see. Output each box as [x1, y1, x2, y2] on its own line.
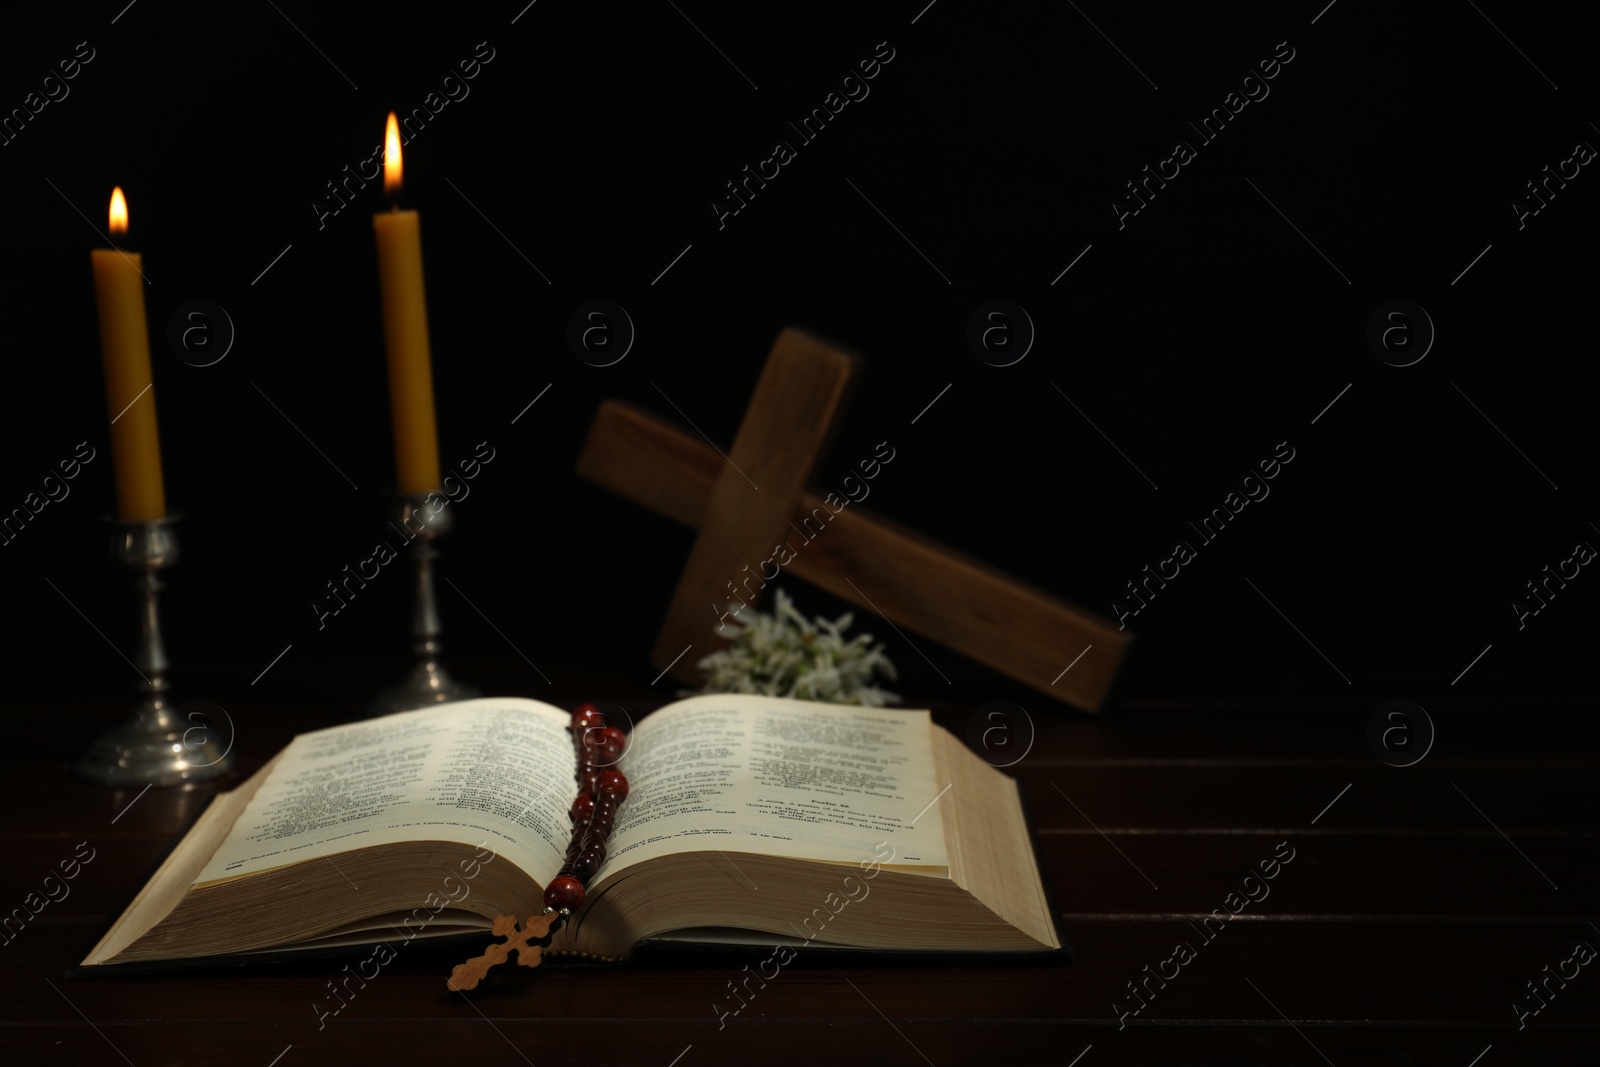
[80, 695, 1062, 969]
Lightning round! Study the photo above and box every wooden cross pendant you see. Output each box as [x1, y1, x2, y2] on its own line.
[447, 912, 558, 992]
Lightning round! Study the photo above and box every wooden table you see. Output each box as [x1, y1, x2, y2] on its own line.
[5, 656, 1596, 1065]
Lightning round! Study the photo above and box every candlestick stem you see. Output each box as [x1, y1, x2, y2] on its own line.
[373, 495, 478, 714]
[75, 517, 233, 787]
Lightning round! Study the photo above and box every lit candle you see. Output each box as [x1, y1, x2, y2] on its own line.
[91, 187, 166, 522]
[373, 112, 442, 494]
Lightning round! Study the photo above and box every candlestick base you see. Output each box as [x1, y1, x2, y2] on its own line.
[370, 493, 479, 716]
[76, 517, 234, 787]
[372, 657, 480, 715]
[74, 694, 234, 788]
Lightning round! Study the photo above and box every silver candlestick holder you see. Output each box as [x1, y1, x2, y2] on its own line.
[75, 516, 233, 787]
[371, 493, 478, 714]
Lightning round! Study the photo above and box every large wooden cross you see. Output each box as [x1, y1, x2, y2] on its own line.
[576, 328, 1130, 711]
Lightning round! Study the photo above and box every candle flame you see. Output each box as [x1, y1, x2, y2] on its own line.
[384, 112, 402, 197]
[109, 186, 128, 235]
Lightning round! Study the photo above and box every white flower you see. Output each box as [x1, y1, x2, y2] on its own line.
[687, 588, 901, 706]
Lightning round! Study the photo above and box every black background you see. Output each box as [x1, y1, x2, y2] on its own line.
[3, 1, 1595, 708]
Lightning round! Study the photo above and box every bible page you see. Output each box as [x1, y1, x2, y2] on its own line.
[194, 699, 574, 886]
[606, 695, 948, 873]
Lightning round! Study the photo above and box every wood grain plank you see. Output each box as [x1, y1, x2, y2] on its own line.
[5, 1013, 1592, 1067]
[11, 681, 1593, 1065]
[1039, 833, 1588, 916]
[22, 919, 1597, 1027]
[1011, 765, 1600, 833]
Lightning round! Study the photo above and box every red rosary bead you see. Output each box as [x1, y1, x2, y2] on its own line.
[594, 726, 626, 763]
[543, 875, 585, 912]
[572, 838, 606, 881]
[552, 702, 629, 913]
[572, 851, 602, 882]
[571, 705, 606, 730]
